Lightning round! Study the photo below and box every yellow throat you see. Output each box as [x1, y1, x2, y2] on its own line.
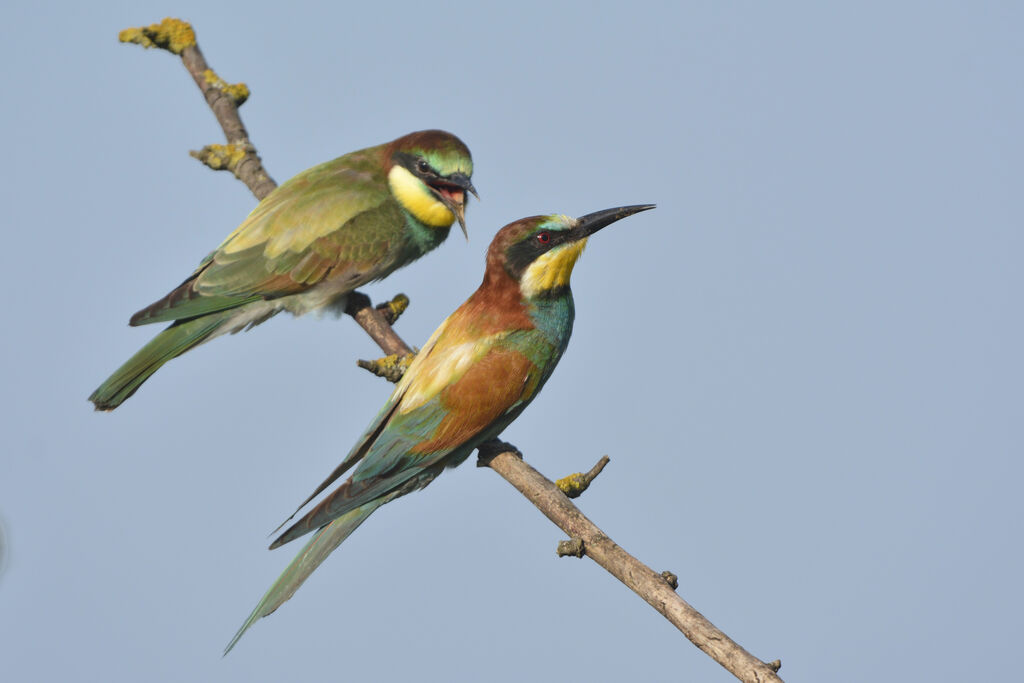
[520, 239, 588, 298]
[388, 165, 455, 228]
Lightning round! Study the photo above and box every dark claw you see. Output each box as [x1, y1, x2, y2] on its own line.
[476, 439, 522, 466]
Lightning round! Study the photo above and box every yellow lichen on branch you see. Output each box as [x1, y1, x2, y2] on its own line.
[556, 472, 590, 497]
[357, 353, 416, 383]
[378, 294, 410, 324]
[203, 69, 250, 106]
[190, 143, 249, 171]
[555, 455, 610, 498]
[118, 18, 196, 55]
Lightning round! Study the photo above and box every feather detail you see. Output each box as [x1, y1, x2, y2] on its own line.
[89, 312, 234, 410]
[224, 498, 392, 655]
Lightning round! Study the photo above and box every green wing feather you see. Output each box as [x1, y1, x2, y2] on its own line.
[88, 311, 236, 410]
[132, 146, 404, 326]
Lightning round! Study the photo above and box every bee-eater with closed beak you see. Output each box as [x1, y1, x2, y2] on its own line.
[89, 130, 476, 411]
[224, 204, 654, 653]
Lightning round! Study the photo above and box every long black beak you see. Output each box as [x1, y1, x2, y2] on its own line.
[575, 204, 655, 238]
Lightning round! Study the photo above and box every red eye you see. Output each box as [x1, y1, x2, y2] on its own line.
[536, 231, 551, 244]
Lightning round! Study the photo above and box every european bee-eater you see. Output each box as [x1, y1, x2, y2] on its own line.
[89, 130, 476, 411]
[224, 204, 654, 653]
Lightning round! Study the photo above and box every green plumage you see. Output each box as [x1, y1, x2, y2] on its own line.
[90, 130, 474, 410]
[89, 312, 236, 410]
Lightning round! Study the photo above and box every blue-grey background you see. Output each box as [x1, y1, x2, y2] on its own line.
[1, 2, 1020, 681]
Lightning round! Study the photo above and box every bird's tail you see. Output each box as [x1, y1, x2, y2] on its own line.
[223, 497, 392, 655]
[89, 313, 232, 411]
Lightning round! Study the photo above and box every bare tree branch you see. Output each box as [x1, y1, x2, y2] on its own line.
[119, 18, 276, 199]
[477, 445, 783, 683]
[119, 19, 784, 682]
[344, 292, 413, 356]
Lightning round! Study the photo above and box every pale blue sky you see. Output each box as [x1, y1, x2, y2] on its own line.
[1, 2, 1021, 681]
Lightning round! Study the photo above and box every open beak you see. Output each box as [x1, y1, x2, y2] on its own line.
[574, 204, 656, 239]
[449, 172, 479, 201]
[431, 172, 478, 240]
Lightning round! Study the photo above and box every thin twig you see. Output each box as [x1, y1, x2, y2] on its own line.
[344, 292, 413, 356]
[118, 18, 276, 199]
[555, 455, 610, 498]
[356, 354, 415, 384]
[478, 446, 784, 683]
[121, 19, 784, 681]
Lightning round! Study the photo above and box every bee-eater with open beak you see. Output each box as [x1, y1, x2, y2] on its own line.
[89, 130, 476, 411]
[224, 204, 655, 653]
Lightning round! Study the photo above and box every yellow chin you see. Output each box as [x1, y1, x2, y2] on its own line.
[520, 239, 588, 298]
[388, 165, 456, 228]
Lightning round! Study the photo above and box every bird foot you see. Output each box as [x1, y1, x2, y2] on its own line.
[476, 439, 522, 467]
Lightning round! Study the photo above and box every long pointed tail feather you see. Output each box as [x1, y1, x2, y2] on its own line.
[88, 313, 231, 411]
[223, 497, 392, 655]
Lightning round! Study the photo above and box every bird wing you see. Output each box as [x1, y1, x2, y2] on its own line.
[270, 324, 552, 548]
[268, 315, 455, 534]
[132, 149, 402, 325]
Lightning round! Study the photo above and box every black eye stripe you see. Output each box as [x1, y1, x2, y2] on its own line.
[504, 228, 572, 279]
[395, 152, 435, 177]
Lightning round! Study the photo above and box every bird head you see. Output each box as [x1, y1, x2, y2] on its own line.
[387, 130, 477, 238]
[487, 205, 655, 298]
